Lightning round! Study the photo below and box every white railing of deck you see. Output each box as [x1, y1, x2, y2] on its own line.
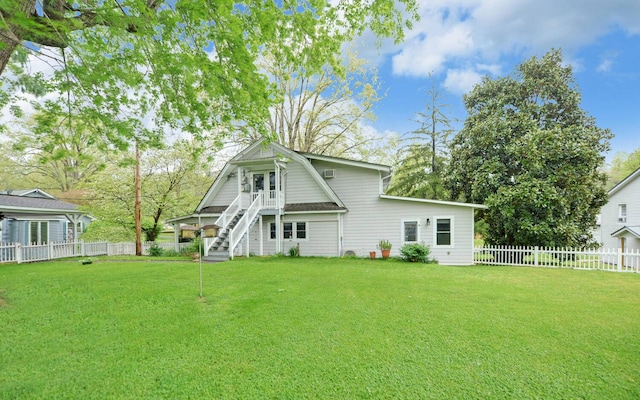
[252, 190, 284, 209]
[474, 245, 640, 272]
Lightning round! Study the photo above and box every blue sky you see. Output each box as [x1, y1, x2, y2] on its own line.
[352, 0, 640, 162]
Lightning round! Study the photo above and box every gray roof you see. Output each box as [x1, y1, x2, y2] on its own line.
[200, 202, 346, 214]
[284, 202, 346, 212]
[611, 226, 640, 239]
[0, 194, 80, 211]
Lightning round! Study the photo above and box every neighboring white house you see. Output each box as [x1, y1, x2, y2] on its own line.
[0, 189, 90, 245]
[168, 140, 486, 265]
[597, 167, 640, 253]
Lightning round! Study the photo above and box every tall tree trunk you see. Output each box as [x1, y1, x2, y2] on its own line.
[0, 0, 36, 75]
[135, 143, 142, 256]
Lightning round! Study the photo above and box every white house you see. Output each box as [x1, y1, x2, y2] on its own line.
[0, 189, 90, 244]
[597, 167, 640, 253]
[168, 140, 486, 265]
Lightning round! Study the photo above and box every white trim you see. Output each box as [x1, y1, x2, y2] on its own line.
[301, 152, 391, 172]
[380, 194, 487, 209]
[433, 216, 454, 248]
[269, 221, 309, 241]
[29, 220, 49, 245]
[401, 219, 420, 245]
[618, 204, 627, 223]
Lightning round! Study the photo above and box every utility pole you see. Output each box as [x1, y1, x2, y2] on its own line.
[135, 141, 142, 256]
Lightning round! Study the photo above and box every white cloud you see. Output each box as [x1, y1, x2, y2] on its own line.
[443, 68, 482, 95]
[380, 0, 640, 80]
[597, 58, 614, 73]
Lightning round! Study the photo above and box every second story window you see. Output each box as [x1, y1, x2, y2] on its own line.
[619, 204, 627, 223]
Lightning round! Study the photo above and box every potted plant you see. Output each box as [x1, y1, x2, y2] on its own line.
[379, 239, 392, 259]
[369, 251, 376, 260]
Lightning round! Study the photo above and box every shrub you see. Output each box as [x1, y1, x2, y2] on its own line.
[149, 242, 164, 257]
[399, 243, 432, 263]
[289, 246, 299, 257]
[162, 249, 182, 257]
[180, 238, 203, 256]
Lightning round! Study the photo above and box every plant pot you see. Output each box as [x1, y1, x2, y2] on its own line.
[381, 249, 391, 259]
[369, 251, 376, 260]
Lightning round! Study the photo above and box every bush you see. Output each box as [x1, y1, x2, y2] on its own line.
[289, 246, 299, 257]
[180, 238, 203, 256]
[149, 242, 164, 257]
[162, 249, 182, 257]
[399, 243, 432, 263]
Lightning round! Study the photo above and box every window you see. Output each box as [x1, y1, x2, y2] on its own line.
[434, 217, 453, 247]
[270, 223, 276, 239]
[619, 204, 627, 223]
[269, 222, 308, 240]
[283, 223, 293, 239]
[30, 221, 48, 244]
[403, 220, 418, 243]
[296, 222, 306, 239]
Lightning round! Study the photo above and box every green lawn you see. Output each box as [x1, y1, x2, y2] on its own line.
[1, 257, 639, 399]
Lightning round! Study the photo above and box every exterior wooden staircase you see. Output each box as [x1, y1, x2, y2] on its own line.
[202, 193, 263, 262]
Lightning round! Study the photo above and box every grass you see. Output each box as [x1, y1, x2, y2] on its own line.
[1, 257, 640, 399]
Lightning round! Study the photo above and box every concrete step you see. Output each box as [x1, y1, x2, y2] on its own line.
[203, 251, 230, 262]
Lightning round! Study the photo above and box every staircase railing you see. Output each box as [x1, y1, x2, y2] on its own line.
[205, 194, 248, 255]
[228, 192, 262, 259]
[212, 194, 246, 229]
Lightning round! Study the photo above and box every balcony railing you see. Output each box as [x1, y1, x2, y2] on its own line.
[252, 190, 284, 209]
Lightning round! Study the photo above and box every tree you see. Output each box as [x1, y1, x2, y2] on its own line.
[82, 141, 213, 242]
[6, 107, 105, 192]
[387, 81, 453, 199]
[608, 148, 640, 187]
[236, 49, 384, 159]
[447, 49, 612, 248]
[1, 1, 418, 148]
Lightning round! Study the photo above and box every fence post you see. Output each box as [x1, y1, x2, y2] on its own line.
[16, 243, 22, 264]
[81, 240, 86, 257]
[534, 246, 539, 267]
[617, 248, 623, 272]
[48, 241, 54, 261]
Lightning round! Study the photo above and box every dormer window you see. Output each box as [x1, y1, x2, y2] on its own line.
[618, 204, 627, 223]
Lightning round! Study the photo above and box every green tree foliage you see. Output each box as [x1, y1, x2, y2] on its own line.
[608, 148, 640, 187]
[387, 82, 452, 199]
[241, 49, 384, 159]
[447, 49, 612, 247]
[7, 108, 105, 192]
[1, 0, 418, 148]
[82, 141, 213, 242]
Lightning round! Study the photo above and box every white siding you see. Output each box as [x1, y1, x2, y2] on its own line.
[599, 175, 640, 249]
[209, 176, 238, 207]
[247, 214, 339, 256]
[284, 162, 333, 204]
[313, 161, 476, 265]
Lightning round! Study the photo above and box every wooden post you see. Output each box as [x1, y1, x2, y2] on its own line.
[135, 142, 142, 256]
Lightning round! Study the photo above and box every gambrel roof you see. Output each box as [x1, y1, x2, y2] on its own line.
[195, 140, 349, 213]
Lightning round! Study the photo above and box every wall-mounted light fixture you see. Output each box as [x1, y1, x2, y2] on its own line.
[426, 218, 431, 227]
[226, 172, 236, 181]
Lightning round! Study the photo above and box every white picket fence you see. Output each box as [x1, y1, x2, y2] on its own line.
[0, 241, 190, 264]
[474, 245, 640, 272]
